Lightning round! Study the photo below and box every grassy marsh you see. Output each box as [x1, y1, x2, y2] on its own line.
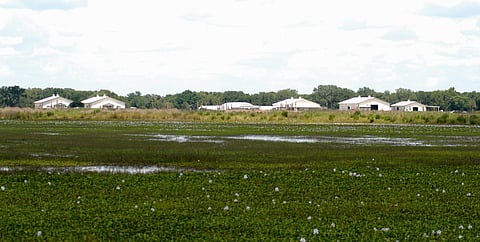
[1, 120, 480, 240]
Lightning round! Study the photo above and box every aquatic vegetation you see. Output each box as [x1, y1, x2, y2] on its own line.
[1, 167, 480, 240]
[0, 121, 480, 240]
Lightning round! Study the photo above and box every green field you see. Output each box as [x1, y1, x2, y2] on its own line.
[1, 120, 480, 240]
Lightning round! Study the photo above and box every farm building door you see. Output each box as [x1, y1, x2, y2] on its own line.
[371, 105, 379, 111]
[413, 107, 419, 111]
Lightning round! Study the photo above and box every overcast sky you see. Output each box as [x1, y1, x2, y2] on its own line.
[1, 0, 480, 96]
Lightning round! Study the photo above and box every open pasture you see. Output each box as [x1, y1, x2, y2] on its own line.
[1, 121, 480, 240]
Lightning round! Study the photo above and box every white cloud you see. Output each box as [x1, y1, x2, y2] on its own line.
[0, 36, 22, 45]
[0, 0, 86, 10]
[0, 0, 479, 95]
[421, 1, 480, 18]
[0, 65, 12, 77]
[382, 26, 418, 41]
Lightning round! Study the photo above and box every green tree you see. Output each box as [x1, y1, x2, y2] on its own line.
[197, 92, 222, 106]
[221, 91, 250, 103]
[356, 87, 378, 97]
[127, 91, 147, 108]
[310, 85, 355, 109]
[391, 88, 417, 103]
[0, 86, 25, 107]
[173, 90, 199, 109]
[276, 89, 299, 101]
[250, 92, 276, 105]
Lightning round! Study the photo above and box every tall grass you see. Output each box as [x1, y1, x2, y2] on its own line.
[0, 108, 479, 125]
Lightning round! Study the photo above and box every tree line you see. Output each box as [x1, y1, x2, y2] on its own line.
[1, 85, 479, 111]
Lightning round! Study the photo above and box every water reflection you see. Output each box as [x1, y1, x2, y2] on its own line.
[130, 133, 429, 146]
[0, 165, 210, 174]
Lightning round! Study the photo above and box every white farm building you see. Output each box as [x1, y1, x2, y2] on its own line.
[339, 96, 391, 111]
[219, 102, 259, 111]
[34, 94, 72, 109]
[272, 97, 322, 111]
[81, 95, 125, 109]
[391, 100, 427, 112]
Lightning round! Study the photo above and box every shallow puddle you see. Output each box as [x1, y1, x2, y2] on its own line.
[130, 133, 429, 146]
[226, 135, 318, 143]
[0, 165, 211, 174]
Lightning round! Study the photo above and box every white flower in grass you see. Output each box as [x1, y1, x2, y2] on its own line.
[378, 174, 382, 177]
[313, 228, 319, 234]
[134, 205, 138, 209]
[48, 182, 52, 185]
[206, 195, 210, 198]
[208, 207, 212, 210]
[208, 179, 213, 184]
[150, 208, 155, 212]
[243, 174, 248, 179]
[458, 235, 463, 239]
[300, 238, 306, 242]
[275, 187, 279, 192]
[235, 193, 239, 197]
[459, 225, 464, 229]
[1, 186, 5, 191]
[331, 223, 335, 228]
[37, 231, 42, 237]
[116, 186, 121, 190]
[381, 228, 390, 231]
[307, 216, 312, 220]
[246, 206, 251, 210]
[224, 206, 229, 211]
[121, 179, 125, 183]
[436, 230, 442, 235]
[76, 201, 80, 204]
[468, 225, 473, 229]
[333, 168, 336, 172]
[24, 180, 28, 183]
[234, 199, 238, 203]
[283, 201, 287, 204]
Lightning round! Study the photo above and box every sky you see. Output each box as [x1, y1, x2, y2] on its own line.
[1, 0, 480, 96]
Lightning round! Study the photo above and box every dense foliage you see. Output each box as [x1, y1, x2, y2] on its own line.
[0, 121, 479, 240]
[1, 85, 479, 111]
